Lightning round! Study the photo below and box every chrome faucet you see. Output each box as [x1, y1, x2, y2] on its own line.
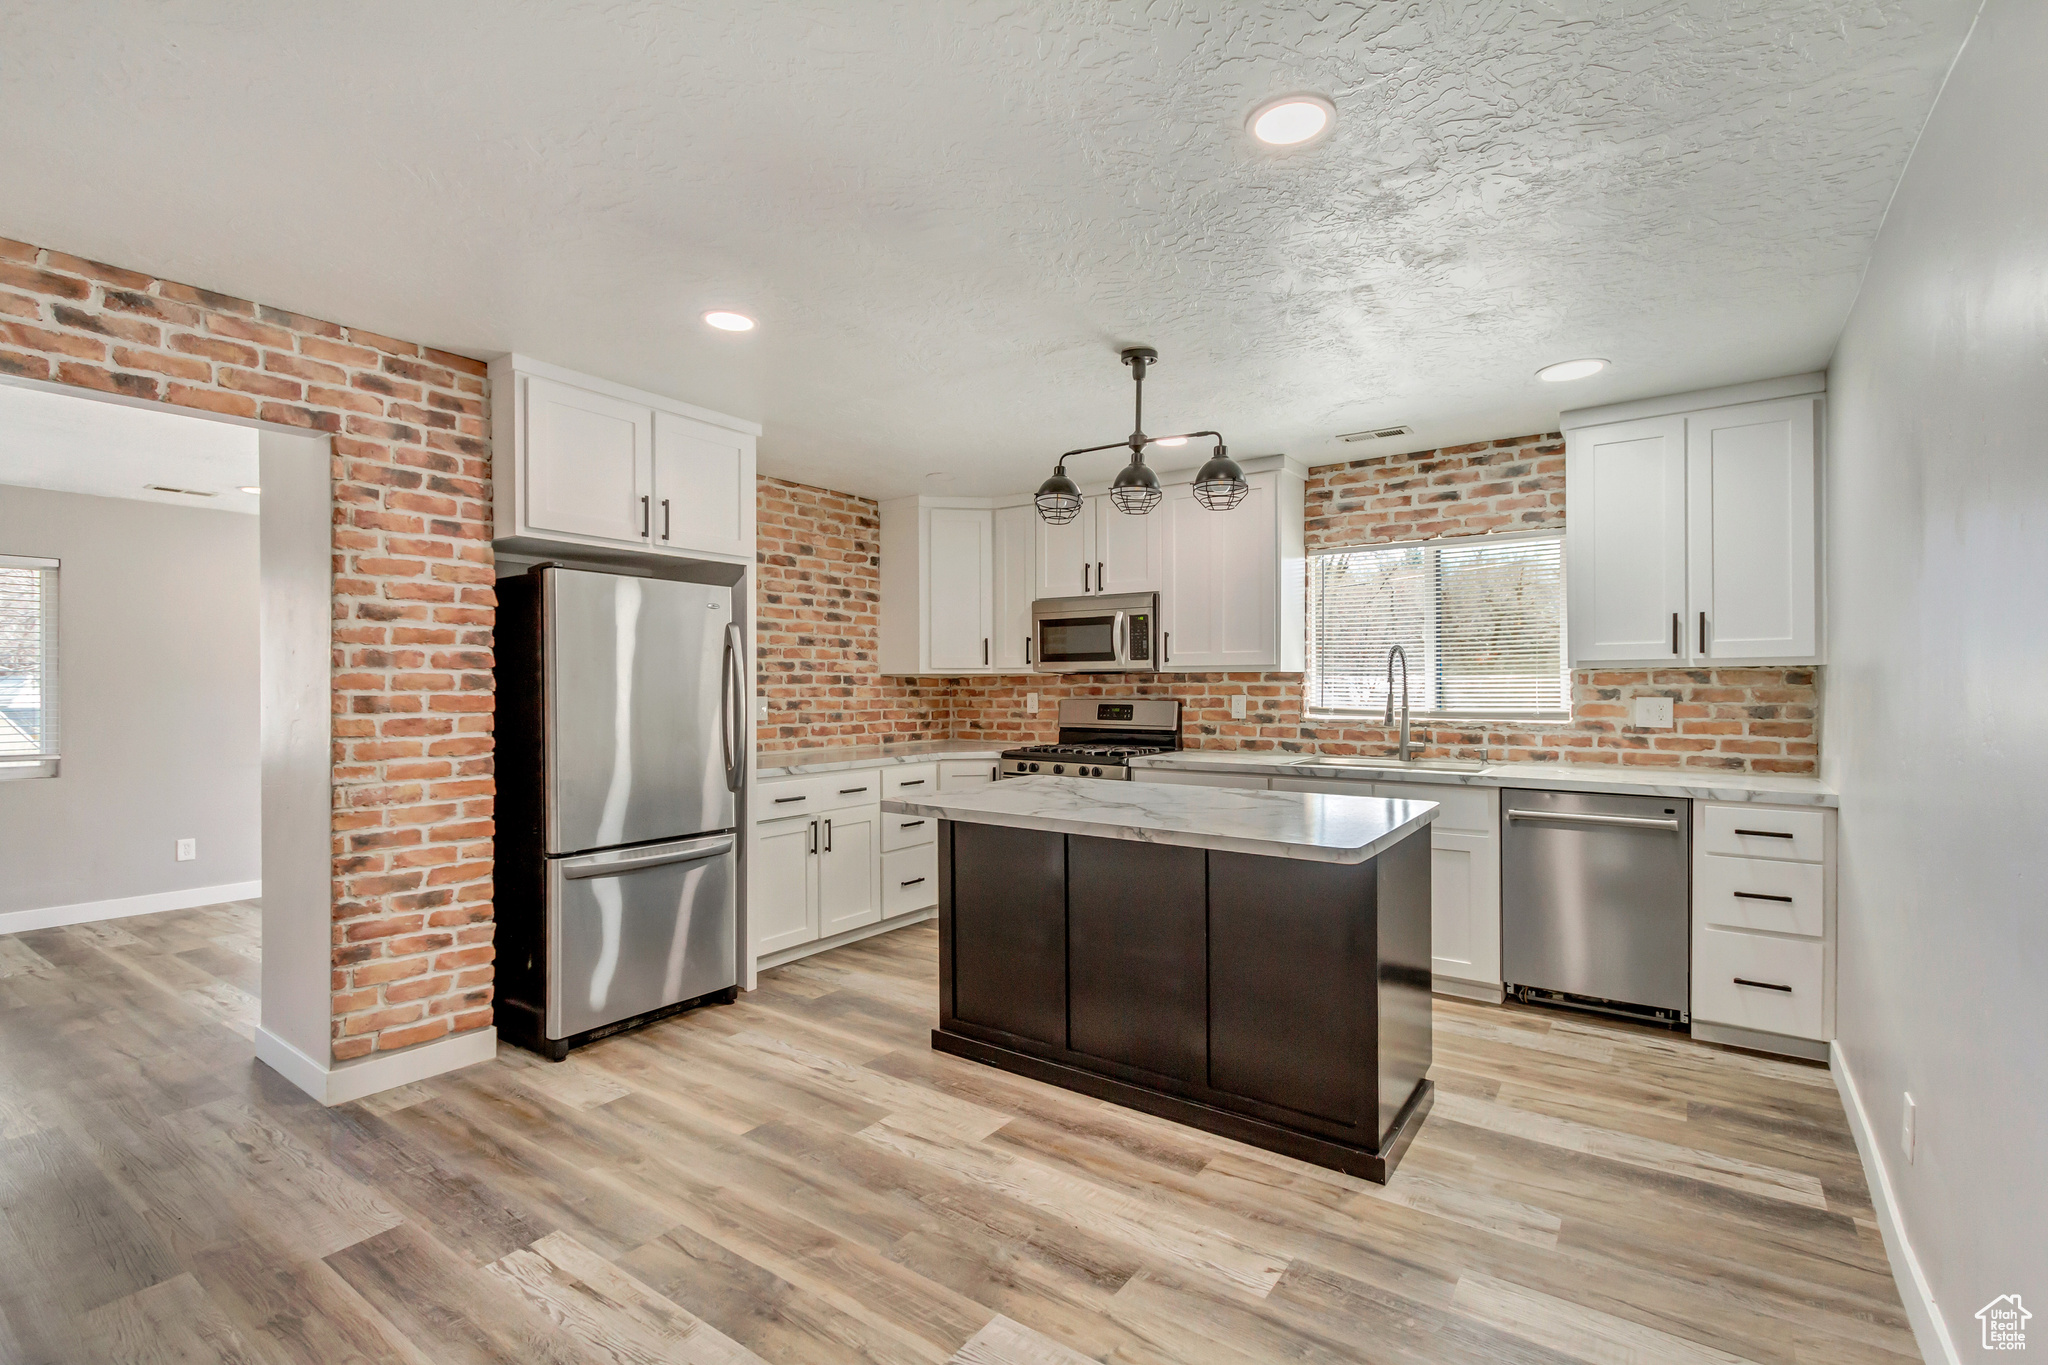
[1384, 644, 1415, 762]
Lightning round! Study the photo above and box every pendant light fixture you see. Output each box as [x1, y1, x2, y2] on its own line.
[1033, 348, 1246, 521]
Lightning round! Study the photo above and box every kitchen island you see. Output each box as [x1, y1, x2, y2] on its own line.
[882, 776, 1439, 1181]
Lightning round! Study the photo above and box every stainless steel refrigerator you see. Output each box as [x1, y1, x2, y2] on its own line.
[495, 564, 745, 1059]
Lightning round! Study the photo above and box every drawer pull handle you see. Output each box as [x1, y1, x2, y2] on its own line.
[1733, 977, 1793, 993]
[901, 819, 926, 828]
[898, 779, 926, 787]
[1732, 891, 1794, 903]
[839, 786, 870, 795]
[900, 876, 926, 887]
[1733, 828, 1796, 839]
[773, 795, 808, 804]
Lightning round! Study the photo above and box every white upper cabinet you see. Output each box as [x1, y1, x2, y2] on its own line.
[1566, 415, 1689, 663]
[522, 375, 653, 545]
[1160, 465, 1305, 671]
[1686, 398, 1818, 661]
[1033, 495, 1163, 597]
[992, 503, 1036, 669]
[492, 354, 759, 567]
[927, 507, 994, 671]
[1564, 376, 1823, 667]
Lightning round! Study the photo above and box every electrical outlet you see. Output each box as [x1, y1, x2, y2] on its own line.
[1025, 692, 1039, 715]
[1901, 1092, 1916, 1164]
[1631, 696, 1675, 729]
[175, 838, 196, 862]
[1230, 694, 1247, 720]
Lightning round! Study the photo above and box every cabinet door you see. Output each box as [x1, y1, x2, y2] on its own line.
[1093, 494, 1163, 594]
[926, 507, 992, 670]
[1373, 781, 1500, 988]
[651, 410, 751, 559]
[1208, 473, 1279, 668]
[1033, 503, 1093, 597]
[1160, 484, 1216, 667]
[1686, 397, 1818, 662]
[817, 807, 880, 936]
[991, 504, 1036, 670]
[523, 375, 652, 544]
[1566, 415, 1688, 662]
[752, 817, 818, 955]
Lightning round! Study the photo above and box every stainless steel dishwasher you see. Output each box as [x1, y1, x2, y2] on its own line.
[1501, 788, 1691, 1023]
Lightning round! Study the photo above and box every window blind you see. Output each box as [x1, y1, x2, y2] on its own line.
[0, 555, 59, 769]
[1308, 532, 1567, 718]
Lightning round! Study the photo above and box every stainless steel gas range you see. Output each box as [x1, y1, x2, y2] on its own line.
[999, 697, 1182, 781]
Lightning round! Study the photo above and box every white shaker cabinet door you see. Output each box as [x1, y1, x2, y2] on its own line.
[926, 507, 993, 670]
[751, 816, 819, 955]
[1686, 396, 1819, 662]
[992, 503, 1036, 670]
[817, 807, 881, 937]
[1374, 781, 1500, 989]
[523, 375, 653, 545]
[1566, 415, 1688, 663]
[1094, 494, 1164, 595]
[1033, 505, 1094, 597]
[651, 409, 752, 560]
[1160, 484, 1217, 667]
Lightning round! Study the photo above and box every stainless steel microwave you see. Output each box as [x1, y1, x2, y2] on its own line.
[1030, 593, 1158, 673]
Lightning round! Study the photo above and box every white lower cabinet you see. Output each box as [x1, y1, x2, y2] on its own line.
[752, 765, 945, 970]
[1689, 800, 1834, 1049]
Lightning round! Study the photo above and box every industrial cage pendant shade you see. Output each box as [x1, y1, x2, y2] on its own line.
[1033, 347, 1245, 522]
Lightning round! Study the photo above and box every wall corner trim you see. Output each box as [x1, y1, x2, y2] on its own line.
[0, 880, 264, 936]
[1832, 1041, 1961, 1365]
[255, 1023, 498, 1107]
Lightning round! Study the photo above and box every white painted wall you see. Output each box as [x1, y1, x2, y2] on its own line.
[1823, 1, 2046, 1356]
[0, 484, 259, 916]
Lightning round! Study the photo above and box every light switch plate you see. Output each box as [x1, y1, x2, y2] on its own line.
[1025, 692, 1039, 715]
[175, 838, 196, 862]
[755, 698, 768, 723]
[1631, 696, 1674, 730]
[1230, 695, 1247, 720]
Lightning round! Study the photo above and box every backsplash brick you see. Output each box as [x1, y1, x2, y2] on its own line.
[1, 236, 495, 1060]
[757, 432, 1818, 776]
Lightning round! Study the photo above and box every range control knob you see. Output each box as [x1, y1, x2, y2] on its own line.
[1088, 767, 1101, 777]
[1052, 764, 1065, 775]
[1027, 762, 1039, 772]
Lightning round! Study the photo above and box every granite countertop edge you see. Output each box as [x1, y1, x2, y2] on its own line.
[757, 742, 1006, 778]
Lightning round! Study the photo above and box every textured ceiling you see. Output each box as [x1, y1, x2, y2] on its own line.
[0, 382, 260, 514]
[0, 1, 1977, 499]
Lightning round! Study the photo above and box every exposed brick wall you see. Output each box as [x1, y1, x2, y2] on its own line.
[757, 433, 1818, 776]
[0, 236, 495, 1059]
[755, 477, 950, 751]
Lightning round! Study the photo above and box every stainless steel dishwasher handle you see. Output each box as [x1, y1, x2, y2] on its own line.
[1505, 808, 1683, 832]
[560, 833, 735, 879]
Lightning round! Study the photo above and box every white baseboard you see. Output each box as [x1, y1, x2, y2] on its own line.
[255, 1024, 498, 1106]
[0, 879, 262, 935]
[1832, 1041, 1959, 1365]
[1432, 975, 1505, 1005]
[1692, 1019, 1829, 1062]
[754, 907, 936, 976]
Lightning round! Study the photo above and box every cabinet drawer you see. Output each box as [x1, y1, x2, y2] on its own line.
[882, 843, 938, 916]
[882, 809, 937, 852]
[1372, 781, 1494, 834]
[1692, 926, 1825, 1039]
[1701, 804, 1825, 862]
[820, 771, 885, 812]
[1697, 854, 1824, 937]
[754, 776, 826, 823]
[938, 759, 1000, 791]
[881, 764, 939, 798]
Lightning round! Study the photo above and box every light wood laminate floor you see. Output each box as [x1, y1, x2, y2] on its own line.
[0, 902, 1914, 1364]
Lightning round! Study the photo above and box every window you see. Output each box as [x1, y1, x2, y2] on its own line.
[0, 555, 59, 779]
[1308, 531, 1567, 719]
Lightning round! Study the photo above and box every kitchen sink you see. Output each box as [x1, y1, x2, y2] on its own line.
[1289, 756, 1488, 774]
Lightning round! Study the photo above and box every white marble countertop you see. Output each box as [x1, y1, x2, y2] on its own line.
[1127, 750, 1838, 808]
[882, 775, 1438, 865]
[758, 740, 1004, 778]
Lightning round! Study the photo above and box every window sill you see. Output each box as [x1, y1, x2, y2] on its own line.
[1304, 711, 1570, 726]
[0, 759, 59, 781]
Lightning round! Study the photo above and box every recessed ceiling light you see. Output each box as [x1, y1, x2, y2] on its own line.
[1536, 358, 1607, 382]
[703, 311, 755, 332]
[238, 485, 261, 495]
[1248, 94, 1335, 147]
[1152, 436, 1188, 447]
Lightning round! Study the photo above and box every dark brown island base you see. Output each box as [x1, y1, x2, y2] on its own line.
[884, 776, 1439, 1183]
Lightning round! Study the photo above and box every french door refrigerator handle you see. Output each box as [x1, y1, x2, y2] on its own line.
[1505, 808, 1683, 832]
[720, 621, 743, 791]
